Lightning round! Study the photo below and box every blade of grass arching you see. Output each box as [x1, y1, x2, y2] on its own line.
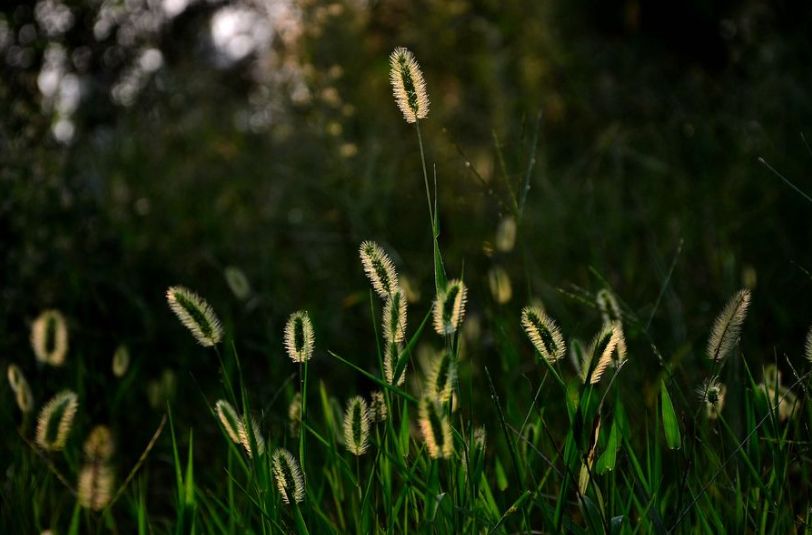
[660, 382, 682, 450]
[327, 350, 418, 404]
[414, 120, 447, 295]
[758, 156, 812, 204]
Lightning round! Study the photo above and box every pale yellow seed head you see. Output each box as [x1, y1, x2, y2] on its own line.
[383, 288, 408, 344]
[238, 414, 265, 458]
[383, 341, 406, 386]
[343, 396, 370, 456]
[426, 352, 456, 403]
[225, 266, 252, 300]
[488, 267, 513, 304]
[272, 448, 305, 504]
[707, 289, 751, 362]
[78, 462, 115, 511]
[418, 397, 453, 459]
[596, 289, 622, 325]
[433, 279, 467, 336]
[31, 309, 69, 366]
[359, 241, 399, 299]
[284, 311, 315, 363]
[166, 286, 223, 347]
[215, 399, 243, 444]
[588, 322, 623, 384]
[112, 344, 130, 378]
[36, 390, 79, 451]
[369, 390, 388, 423]
[697, 378, 726, 420]
[495, 216, 517, 252]
[389, 47, 429, 124]
[521, 306, 566, 364]
[83, 425, 115, 462]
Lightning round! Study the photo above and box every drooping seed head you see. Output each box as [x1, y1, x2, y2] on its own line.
[389, 47, 429, 124]
[83, 425, 115, 462]
[238, 414, 265, 458]
[77, 462, 114, 511]
[359, 241, 399, 299]
[706, 289, 750, 362]
[383, 289, 408, 344]
[224, 266, 252, 300]
[343, 396, 370, 456]
[214, 399, 243, 444]
[166, 286, 223, 347]
[31, 309, 69, 366]
[418, 397, 453, 459]
[369, 390, 388, 423]
[433, 279, 468, 336]
[488, 267, 513, 304]
[272, 448, 305, 504]
[426, 351, 456, 403]
[36, 390, 79, 451]
[596, 289, 622, 325]
[284, 311, 315, 363]
[696, 378, 726, 420]
[383, 341, 406, 386]
[588, 322, 624, 384]
[521, 306, 566, 364]
[112, 344, 130, 378]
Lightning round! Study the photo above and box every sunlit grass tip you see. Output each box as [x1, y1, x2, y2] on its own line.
[426, 351, 456, 403]
[112, 344, 130, 378]
[214, 399, 243, 444]
[521, 305, 566, 364]
[31, 309, 69, 366]
[224, 265, 252, 300]
[166, 286, 223, 347]
[7, 364, 33, 413]
[288, 392, 302, 436]
[805, 324, 812, 363]
[488, 267, 513, 304]
[389, 47, 429, 124]
[369, 390, 388, 423]
[418, 396, 453, 459]
[588, 322, 624, 384]
[384, 341, 406, 386]
[383, 288, 408, 344]
[596, 288, 622, 324]
[696, 377, 726, 420]
[83, 425, 115, 462]
[284, 310, 315, 363]
[706, 288, 750, 362]
[433, 279, 468, 335]
[359, 240, 399, 298]
[77, 462, 114, 511]
[272, 448, 305, 504]
[36, 390, 79, 451]
[343, 396, 370, 456]
[238, 414, 265, 458]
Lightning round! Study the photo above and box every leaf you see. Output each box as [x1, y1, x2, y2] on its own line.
[660, 381, 681, 450]
[596, 416, 620, 474]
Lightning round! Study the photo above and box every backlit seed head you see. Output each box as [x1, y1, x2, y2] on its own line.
[588, 322, 624, 384]
[238, 415, 265, 458]
[569, 338, 589, 383]
[383, 289, 408, 344]
[112, 344, 130, 378]
[473, 426, 486, 454]
[488, 267, 513, 304]
[426, 352, 456, 403]
[389, 47, 429, 124]
[166, 286, 223, 347]
[521, 306, 566, 364]
[284, 311, 315, 363]
[369, 391, 388, 423]
[343, 396, 370, 456]
[288, 392, 302, 437]
[760, 384, 799, 422]
[433, 279, 468, 335]
[77, 462, 114, 511]
[697, 378, 726, 420]
[359, 241, 399, 298]
[596, 289, 622, 325]
[384, 341, 406, 386]
[706, 289, 750, 362]
[215, 399, 243, 444]
[272, 448, 305, 504]
[224, 266, 252, 300]
[8, 364, 34, 413]
[7, 364, 25, 393]
[83, 425, 115, 462]
[31, 309, 69, 366]
[805, 325, 812, 363]
[36, 390, 78, 451]
[418, 397, 453, 459]
[495, 216, 517, 252]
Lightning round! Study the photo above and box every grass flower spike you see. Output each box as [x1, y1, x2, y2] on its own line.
[112, 344, 130, 377]
[78, 463, 114, 511]
[805, 324, 812, 362]
[521, 306, 566, 364]
[7, 364, 33, 413]
[369, 390, 388, 423]
[427, 351, 456, 403]
[84, 425, 115, 462]
[31, 309, 69, 366]
[36, 390, 78, 451]
[166, 286, 223, 347]
[433, 279, 467, 335]
[284, 311, 315, 363]
[383, 289, 407, 344]
[215, 399, 243, 444]
[359, 241, 399, 298]
[238, 415, 265, 458]
[224, 266, 251, 300]
[419, 397, 453, 459]
[389, 47, 429, 124]
[706, 289, 750, 362]
[697, 378, 726, 419]
[588, 322, 624, 384]
[488, 267, 513, 304]
[272, 448, 305, 504]
[596, 289, 622, 324]
[384, 341, 406, 386]
[343, 396, 370, 456]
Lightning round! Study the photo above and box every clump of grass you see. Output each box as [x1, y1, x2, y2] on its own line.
[272, 448, 305, 504]
[343, 396, 370, 456]
[35, 390, 78, 451]
[285, 311, 315, 363]
[31, 309, 69, 366]
[166, 286, 223, 347]
[706, 288, 751, 362]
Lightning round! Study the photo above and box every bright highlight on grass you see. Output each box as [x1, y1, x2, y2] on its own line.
[31, 309, 69, 366]
[418, 397, 453, 459]
[166, 286, 223, 347]
[706, 288, 750, 362]
[272, 448, 305, 504]
[433, 279, 467, 335]
[359, 241, 399, 298]
[521, 305, 565, 364]
[343, 396, 370, 456]
[389, 47, 429, 124]
[35, 390, 78, 451]
[284, 310, 315, 363]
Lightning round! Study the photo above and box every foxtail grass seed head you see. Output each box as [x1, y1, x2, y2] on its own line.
[272, 448, 305, 504]
[84, 425, 115, 462]
[384, 341, 406, 386]
[588, 322, 623, 384]
[36, 390, 78, 451]
[112, 344, 130, 378]
[224, 266, 252, 300]
[419, 397, 453, 459]
[495, 216, 517, 252]
[369, 390, 388, 423]
[427, 351, 456, 403]
[383, 289, 408, 344]
[215, 399, 242, 444]
[596, 289, 622, 324]
[521, 306, 566, 364]
[473, 426, 486, 454]
[433, 279, 468, 335]
[359, 241, 399, 298]
[166, 286, 223, 347]
[706, 288, 751, 362]
[31, 309, 69, 366]
[389, 47, 429, 124]
[288, 392, 302, 436]
[15, 380, 34, 413]
[78, 462, 114, 511]
[238, 415, 265, 458]
[806, 325, 812, 363]
[7, 363, 25, 393]
[488, 267, 513, 304]
[284, 311, 315, 363]
[343, 396, 370, 456]
[697, 378, 726, 420]
[569, 338, 589, 383]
